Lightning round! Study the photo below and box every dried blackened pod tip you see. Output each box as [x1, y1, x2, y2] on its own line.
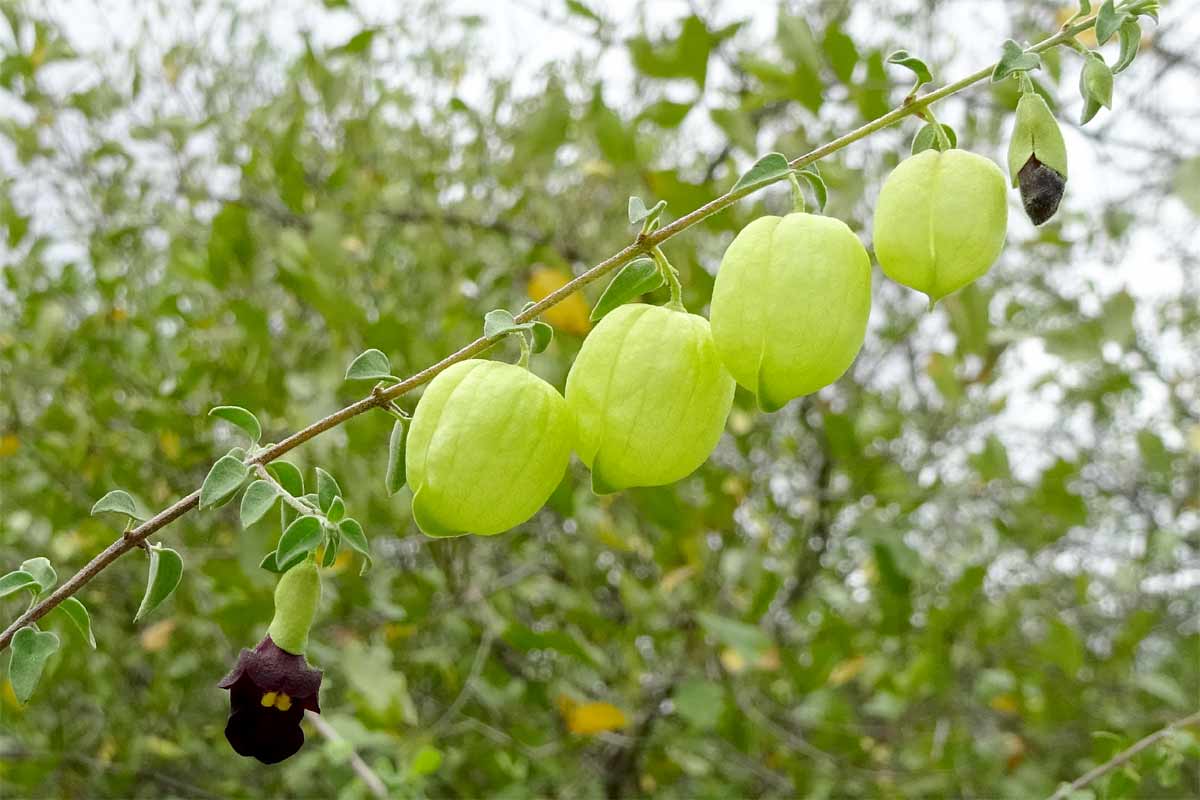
[1017, 157, 1066, 226]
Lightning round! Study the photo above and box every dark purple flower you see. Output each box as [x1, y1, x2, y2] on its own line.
[218, 634, 322, 764]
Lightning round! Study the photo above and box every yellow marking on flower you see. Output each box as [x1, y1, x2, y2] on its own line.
[275, 693, 292, 711]
[261, 691, 277, 707]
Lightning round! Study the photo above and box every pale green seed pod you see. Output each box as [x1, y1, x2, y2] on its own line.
[406, 359, 573, 537]
[710, 213, 871, 411]
[565, 303, 735, 493]
[267, 559, 321, 655]
[872, 148, 1008, 305]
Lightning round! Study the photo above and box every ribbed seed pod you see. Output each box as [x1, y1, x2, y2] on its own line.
[872, 148, 1008, 304]
[406, 359, 573, 536]
[565, 304, 735, 493]
[710, 213, 872, 411]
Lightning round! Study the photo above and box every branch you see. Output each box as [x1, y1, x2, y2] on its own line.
[1047, 710, 1200, 800]
[0, 15, 1102, 653]
[304, 710, 389, 800]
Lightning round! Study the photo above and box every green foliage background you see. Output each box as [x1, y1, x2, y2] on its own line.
[1, 0, 1198, 797]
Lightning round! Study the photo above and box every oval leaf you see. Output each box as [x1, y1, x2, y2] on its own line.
[9, 627, 60, 704]
[199, 455, 249, 510]
[731, 152, 791, 194]
[530, 320, 554, 354]
[239, 480, 279, 528]
[327, 495, 345, 523]
[267, 460, 304, 497]
[627, 195, 666, 225]
[54, 597, 96, 649]
[1095, 0, 1128, 45]
[0, 570, 38, 599]
[794, 168, 828, 211]
[345, 348, 394, 381]
[134, 545, 184, 622]
[277, 515, 324, 567]
[590, 258, 664, 322]
[259, 550, 285, 574]
[990, 39, 1041, 82]
[887, 49, 932, 85]
[90, 489, 146, 521]
[910, 122, 958, 154]
[1113, 19, 1141, 74]
[19, 557, 56, 594]
[315, 467, 341, 513]
[386, 419, 408, 495]
[483, 309, 519, 339]
[338, 517, 373, 574]
[208, 405, 262, 443]
[322, 529, 340, 567]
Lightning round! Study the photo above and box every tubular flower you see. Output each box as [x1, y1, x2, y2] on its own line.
[219, 559, 322, 764]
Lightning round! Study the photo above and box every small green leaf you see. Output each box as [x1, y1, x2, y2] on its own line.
[208, 405, 262, 443]
[385, 420, 408, 495]
[268, 461, 304, 497]
[322, 529, 340, 567]
[199, 455, 249, 510]
[731, 152, 791, 194]
[9, 627, 60, 704]
[1113, 19, 1141, 74]
[627, 196, 667, 226]
[345, 349, 394, 382]
[590, 258, 664, 322]
[530, 321, 554, 353]
[991, 39, 1041, 82]
[886, 49, 932, 86]
[794, 168, 828, 211]
[315, 468, 341, 513]
[696, 612, 772, 661]
[410, 744, 443, 776]
[1095, 0, 1128, 44]
[90, 489, 146, 521]
[54, 597, 96, 649]
[327, 496, 345, 523]
[1079, 52, 1113, 124]
[338, 518, 372, 574]
[259, 550, 284, 573]
[564, 0, 601, 24]
[0, 570, 38, 599]
[910, 122, 958, 154]
[134, 545, 184, 622]
[19, 558, 56, 594]
[277, 516, 323, 567]
[239, 480, 279, 528]
[483, 308, 519, 339]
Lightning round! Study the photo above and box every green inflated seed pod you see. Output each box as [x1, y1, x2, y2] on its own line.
[267, 559, 321, 655]
[406, 359, 572, 537]
[872, 148, 1008, 305]
[565, 303, 735, 494]
[710, 213, 871, 411]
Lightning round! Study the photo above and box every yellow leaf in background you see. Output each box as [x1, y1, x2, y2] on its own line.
[720, 648, 747, 674]
[2, 679, 21, 710]
[660, 565, 696, 594]
[1187, 424, 1200, 454]
[828, 655, 866, 686]
[140, 619, 176, 652]
[159, 431, 181, 461]
[0, 434, 19, 457]
[563, 700, 628, 735]
[528, 266, 592, 337]
[582, 160, 615, 179]
[990, 693, 1020, 715]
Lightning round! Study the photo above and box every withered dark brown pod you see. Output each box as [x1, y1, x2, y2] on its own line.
[1018, 158, 1067, 226]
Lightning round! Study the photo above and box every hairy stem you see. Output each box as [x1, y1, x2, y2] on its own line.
[0, 15, 1100, 653]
